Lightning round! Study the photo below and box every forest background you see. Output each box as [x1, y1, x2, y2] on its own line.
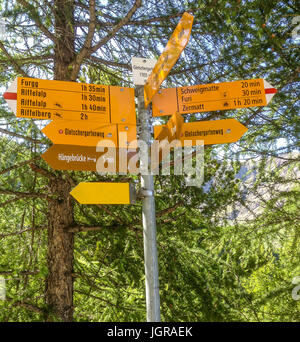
[0, 0, 299, 322]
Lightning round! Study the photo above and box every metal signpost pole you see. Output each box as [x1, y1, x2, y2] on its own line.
[136, 85, 161, 322]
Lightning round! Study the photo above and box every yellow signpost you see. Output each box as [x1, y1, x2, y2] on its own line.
[143, 12, 194, 108]
[154, 118, 248, 145]
[4, 77, 136, 124]
[2, 10, 281, 324]
[70, 182, 136, 204]
[152, 78, 277, 116]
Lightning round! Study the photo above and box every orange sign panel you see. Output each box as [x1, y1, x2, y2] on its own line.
[154, 119, 248, 146]
[42, 144, 138, 173]
[144, 12, 194, 108]
[9, 77, 135, 123]
[167, 112, 184, 139]
[155, 111, 184, 142]
[110, 86, 136, 124]
[42, 120, 137, 148]
[117, 124, 138, 149]
[152, 78, 277, 116]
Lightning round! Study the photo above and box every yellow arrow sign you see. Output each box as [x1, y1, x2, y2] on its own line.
[70, 182, 136, 204]
[41, 144, 138, 173]
[42, 121, 137, 148]
[155, 111, 184, 142]
[144, 12, 194, 108]
[152, 78, 277, 116]
[154, 119, 248, 145]
[167, 111, 184, 139]
[3, 77, 136, 124]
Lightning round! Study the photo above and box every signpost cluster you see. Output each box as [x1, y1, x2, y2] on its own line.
[3, 11, 277, 323]
[4, 77, 139, 199]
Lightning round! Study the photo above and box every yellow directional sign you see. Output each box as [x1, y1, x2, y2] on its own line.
[155, 111, 184, 142]
[4, 77, 136, 124]
[152, 78, 277, 116]
[144, 12, 194, 108]
[166, 111, 184, 139]
[42, 121, 137, 148]
[70, 182, 136, 204]
[42, 144, 138, 173]
[154, 118, 248, 145]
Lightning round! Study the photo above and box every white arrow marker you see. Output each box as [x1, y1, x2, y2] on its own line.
[3, 78, 17, 114]
[263, 79, 277, 104]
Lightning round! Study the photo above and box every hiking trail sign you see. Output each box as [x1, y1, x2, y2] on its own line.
[42, 121, 137, 148]
[70, 182, 136, 205]
[154, 118, 248, 146]
[42, 144, 138, 173]
[3, 77, 136, 124]
[143, 12, 194, 108]
[154, 111, 184, 143]
[152, 78, 277, 116]
[131, 57, 157, 85]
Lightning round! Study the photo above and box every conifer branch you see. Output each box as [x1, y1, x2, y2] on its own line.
[0, 226, 46, 239]
[16, 0, 58, 44]
[6, 296, 44, 315]
[0, 188, 50, 200]
[0, 158, 40, 176]
[0, 41, 29, 77]
[89, 0, 142, 54]
[67, 225, 118, 233]
[0, 128, 43, 144]
[70, 0, 96, 80]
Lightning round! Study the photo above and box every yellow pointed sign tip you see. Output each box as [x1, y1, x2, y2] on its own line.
[226, 119, 248, 142]
[238, 120, 248, 135]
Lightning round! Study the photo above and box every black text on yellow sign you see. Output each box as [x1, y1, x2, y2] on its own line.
[152, 78, 277, 116]
[4, 77, 136, 124]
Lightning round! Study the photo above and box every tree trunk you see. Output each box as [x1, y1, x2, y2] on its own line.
[46, 179, 74, 321]
[45, 0, 76, 322]
[53, 0, 75, 81]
